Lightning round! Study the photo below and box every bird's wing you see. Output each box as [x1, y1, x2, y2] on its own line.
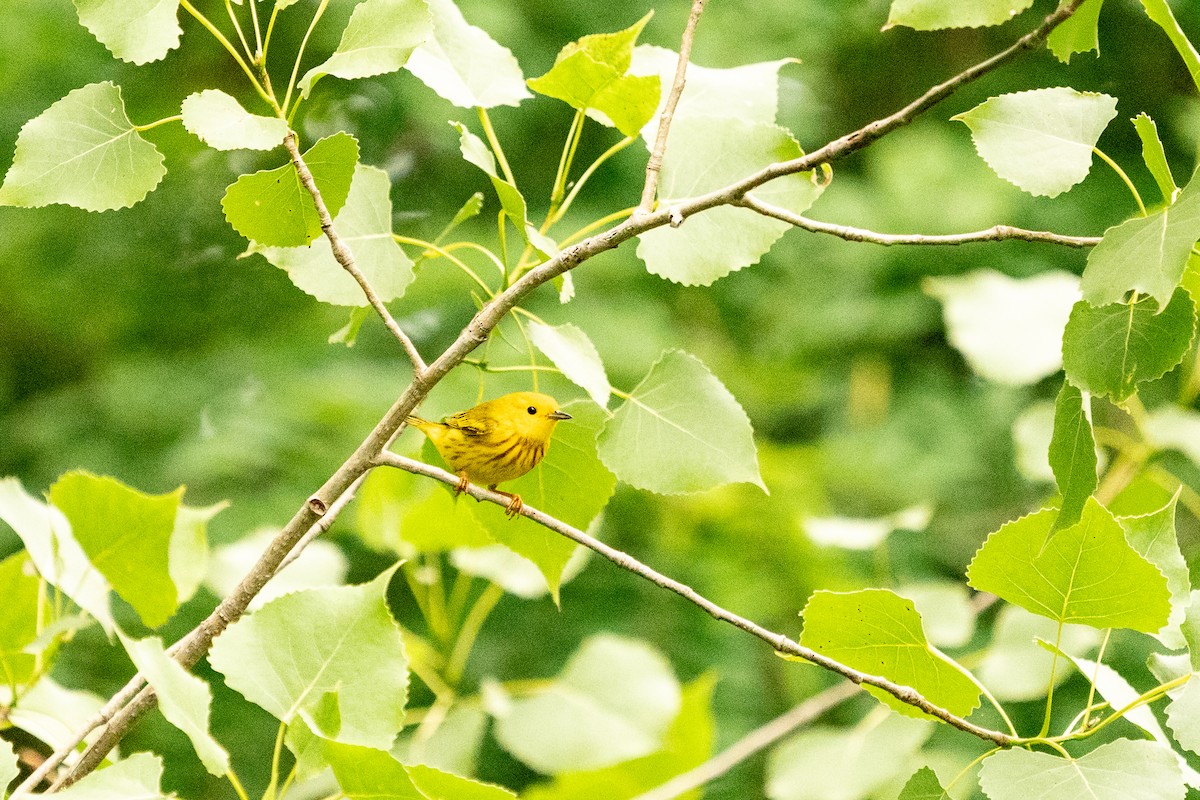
[442, 411, 492, 437]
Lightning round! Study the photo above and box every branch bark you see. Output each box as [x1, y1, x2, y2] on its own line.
[24, 3, 1089, 789]
[740, 194, 1102, 248]
[374, 452, 1015, 748]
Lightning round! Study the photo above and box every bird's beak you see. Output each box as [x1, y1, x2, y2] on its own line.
[548, 410, 572, 420]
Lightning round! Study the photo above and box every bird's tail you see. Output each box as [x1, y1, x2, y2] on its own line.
[405, 414, 433, 432]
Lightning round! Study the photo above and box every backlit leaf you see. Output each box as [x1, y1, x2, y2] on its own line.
[53, 752, 167, 799]
[598, 350, 764, 494]
[978, 739, 1184, 800]
[886, 0, 1034, 30]
[977, 605, 1101, 701]
[0, 82, 166, 211]
[1119, 495, 1190, 649]
[73, 0, 181, 64]
[800, 589, 981, 718]
[1048, 381, 1097, 530]
[181, 90, 287, 151]
[1166, 678, 1200, 758]
[527, 321, 611, 407]
[1047, 0, 1105, 63]
[1133, 113, 1178, 204]
[1138, 0, 1200, 92]
[952, 88, 1117, 198]
[299, 0, 432, 98]
[0, 551, 41, 686]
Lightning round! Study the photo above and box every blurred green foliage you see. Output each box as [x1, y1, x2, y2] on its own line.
[2, 0, 1199, 798]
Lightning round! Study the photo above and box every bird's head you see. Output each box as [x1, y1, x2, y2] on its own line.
[498, 391, 572, 439]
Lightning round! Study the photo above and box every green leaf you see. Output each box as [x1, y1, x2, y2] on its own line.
[299, 0, 432, 98]
[1119, 494, 1190, 649]
[205, 528, 348, 612]
[898, 767, 948, 800]
[474, 401, 616, 601]
[392, 704, 488, 777]
[0, 552, 41, 686]
[325, 740, 515, 799]
[527, 321, 611, 407]
[952, 88, 1117, 198]
[118, 632, 229, 776]
[630, 47, 794, 135]
[885, 0, 1034, 30]
[635, 117, 824, 286]
[6, 677, 105, 752]
[1047, 0, 1104, 62]
[0, 478, 115, 634]
[405, 0, 531, 108]
[450, 544, 589, 600]
[527, 14, 660, 137]
[168, 501, 224, 604]
[73, 0, 181, 65]
[48, 471, 182, 629]
[800, 589, 980, 718]
[966, 499, 1172, 632]
[924, 270, 1080, 386]
[767, 712, 934, 800]
[977, 605, 1101, 701]
[978, 739, 1184, 800]
[521, 675, 716, 800]
[452, 122, 555, 259]
[1048, 381, 1097, 530]
[1185, 591, 1200, 671]
[180, 90, 287, 151]
[494, 634, 681, 774]
[0, 739, 17, 798]
[1080, 171, 1200, 308]
[330, 305, 372, 346]
[249, 164, 415, 306]
[0, 82, 166, 211]
[53, 752, 167, 800]
[598, 350, 765, 494]
[1062, 288, 1197, 402]
[208, 566, 407, 749]
[1138, 0, 1200, 93]
[1133, 113, 1178, 204]
[1166, 678, 1200, 757]
[221, 132, 359, 247]
[356, 452, 492, 555]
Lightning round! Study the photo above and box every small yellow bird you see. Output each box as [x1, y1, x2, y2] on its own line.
[406, 392, 572, 518]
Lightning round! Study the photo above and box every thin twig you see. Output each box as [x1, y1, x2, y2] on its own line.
[638, 0, 707, 212]
[374, 452, 1014, 748]
[632, 682, 860, 800]
[283, 132, 428, 374]
[740, 195, 1102, 248]
[31, 3, 1088, 786]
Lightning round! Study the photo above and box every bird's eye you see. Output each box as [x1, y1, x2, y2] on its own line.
[527, 406, 537, 415]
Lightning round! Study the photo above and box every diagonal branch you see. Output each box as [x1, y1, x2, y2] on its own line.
[740, 194, 1102, 248]
[373, 452, 1015, 748]
[283, 132, 428, 374]
[638, 0, 707, 212]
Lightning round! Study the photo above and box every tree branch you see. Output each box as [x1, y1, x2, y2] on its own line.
[740, 194, 1102, 248]
[283, 132, 428, 374]
[632, 682, 860, 800]
[373, 452, 1015, 748]
[638, 0, 707, 212]
[25, 4, 1090, 786]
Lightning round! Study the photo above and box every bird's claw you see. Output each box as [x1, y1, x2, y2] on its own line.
[454, 473, 470, 496]
[504, 494, 523, 519]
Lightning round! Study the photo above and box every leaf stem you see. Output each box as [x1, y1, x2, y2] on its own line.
[393, 234, 495, 296]
[477, 107, 518, 187]
[263, 4, 281, 63]
[1079, 629, 1111, 731]
[1093, 147, 1147, 216]
[446, 583, 505, 686]
[226, 768, 251, 800]
[263, 719, 288, 800]
[1037, 619, 1066, 738]
[549, 110, 586, 212]
[943, 654, 1018, 737]
[133, 115, 183, 132]
[559, 206, 637, 247]
[442, 241, 508, 281]
[224, 0, 254, 63]
[180, 1, 274, 108]
[248, 0, 264, 59]
[283, 0, 331, 120]
[550, 136, 637, 228]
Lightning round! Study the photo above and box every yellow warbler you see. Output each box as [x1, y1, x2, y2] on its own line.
[406, 391, 572, 517]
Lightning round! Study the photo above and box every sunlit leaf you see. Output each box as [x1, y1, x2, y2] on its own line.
[636, 117, 824, 286]
[803, 504, 932, 550]
[896, 582, 975, 649]
[209, 566, 407, 749]
[73, 0, 181, 64]
[168, 501, 224, 605]
[966, 500, 1171, 632]
[1047, 0, 1105, 63]
[924, 270, 1079, 386]
[450, 543, 590, 600]
[1119, 494, 1190, 649]
[0, 551, 41, 686]
[1080, 172, 1200, 308]
[767, 712, 933, 800]
[977, 605, 1101, 701]
[1062, 289, 1196, 402]
[53, 752, 167, 799]
[1048, 381, 1097, 530]
[3, 678, 105, 753]
[204, 527, 348, 612]
[405, 0, 531, 108]
[393, 704, 488, 777]
[952, 88, 1117, 198]
[0, 739, 17, 797]
[1138, 0, 1200, 92]
[48, 471, 182, 629]
[0, 82, 166, 211]
[527, 321, 611, 407]
[181, 90, 288, 151]
[326, 740, 516, 799]
[978, 739, 1184, 800]
[222, 132, 359, 247]
[299, 0, 432, 98]
[1145, 406, 1200, 466]
[494, 634, 681, 774]
[1133, 113, 1178, 204]
[1166, 679, 1200, 758]
[118, 632, 229, 776]
[250, 164, 415, 306]
[598, 350, 764, 494]
[886, 0, 1034, 30]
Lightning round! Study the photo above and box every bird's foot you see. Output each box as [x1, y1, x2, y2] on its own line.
[454, 472, 470, 496]
[489, 487, 523, 518]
